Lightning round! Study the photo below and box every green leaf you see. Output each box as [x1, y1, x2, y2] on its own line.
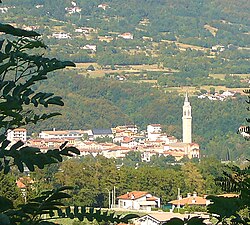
[3, 81, 15, 96]
[3, 164, 10, 174]
[120, 214, 139, 223]
[0, 23, 40, 37]
[0, 40, 4, 49]
[46, 96, 64, 106]
[0, 197, 13, 212]
[5, 41, 12, 54]
[164, 218, 184, 225]
[0, 214, 10, 225]
[187, 217, 206, 225]
[47, 192, 72, 202]
[1, 139, 11, 149]
[10, 140, 24, 151]
[59, 141, 68, 150]
[57, 186, 74, 192]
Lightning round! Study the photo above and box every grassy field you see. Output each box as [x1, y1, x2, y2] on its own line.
[66, 63, 248, 93]
[204, 24, 218, 36]
[209, 74, 250, 80]
[68, 63, 175, 78]
[161, 40, 209, 52]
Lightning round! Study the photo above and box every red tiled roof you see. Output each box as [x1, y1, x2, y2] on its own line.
[169, 196, 207, 206]
[16, 180, 26, 188]
[13, 128, 27, 132]
[117, 191, 148, 200]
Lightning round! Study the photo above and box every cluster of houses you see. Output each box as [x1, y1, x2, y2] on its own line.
[15, 177, 213, 224]
[7, 94, 200, 161]
[198, 90, 237, 101]
[7, 124, 198, 162]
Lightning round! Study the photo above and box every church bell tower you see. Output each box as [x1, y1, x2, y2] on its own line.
[182, 92, 192, 143]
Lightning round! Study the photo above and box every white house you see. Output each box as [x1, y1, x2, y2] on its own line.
[168, 192, 210, 210]
[117, 191, 160, 212]
[118, 32, 134, 40]
[0, 7, 8, 13]
[98, 4, 109, 10]
[82, 44, 97, 52]
[147, 124, 162, 141]
[52, 32, 71, 39]
[7, 128, 27, 143]
[137, 213, 186, 225]
[39, 129, 91, 139]
[137, 212, 211, 225]
[120, 137, 138, 148]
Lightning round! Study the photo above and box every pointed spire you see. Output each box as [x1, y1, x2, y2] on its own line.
[184, 92, 189, 102]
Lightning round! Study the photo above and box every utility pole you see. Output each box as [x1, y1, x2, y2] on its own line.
[105, 188, 111, 209]
[111, 189, 114, 208]
[113, 186, 116, 208]
[177, 188, 180, 212]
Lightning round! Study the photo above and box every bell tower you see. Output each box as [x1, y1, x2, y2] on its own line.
[182, 92, 192, 143]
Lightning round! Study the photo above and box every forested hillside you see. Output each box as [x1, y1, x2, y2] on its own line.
[1, 0, 249, 160]
[27, 72, 250, 160]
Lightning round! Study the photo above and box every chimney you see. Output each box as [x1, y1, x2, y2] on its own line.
[193, 192, 197, 197]
[187, 193, 191, 198]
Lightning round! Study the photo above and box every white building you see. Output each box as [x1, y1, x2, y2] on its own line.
[182, 93, 192, 143]
[52, 32, 71, 39]
[7, 128, 27, 143]
[117, 191, 160, 212]
[82, 44, 97, 52]
[98, 3, 109, 10]
[137, 212, 211, 225]
[118, 32, 134, 40]
[39, 129, 91, 139]
[147, 124, 162, 141]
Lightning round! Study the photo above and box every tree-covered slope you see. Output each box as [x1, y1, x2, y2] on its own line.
[28, 73, 250, 160]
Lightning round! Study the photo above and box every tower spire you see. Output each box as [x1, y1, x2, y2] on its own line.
[182, 92, 192, 143]
[185, 92, 189, 102]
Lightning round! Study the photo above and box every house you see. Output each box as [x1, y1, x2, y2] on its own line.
[65, 6, 81, 14]
[137, 212, 186, 225]
[35, 4, 43, 8]
[52, 32, 71, 39]
[168, 193, 210, 210]
[0, 7, 8, 13]
[16, 177, 34, 202]
[91, 128, 114, 140]
[147, 124, 162, 141]
[118, 32, 134, 40]
[137, 212, 211, 225]
[82, 44, 97, 52]
[117, 191, 160, 212]
[98, 3, 109, 10]
[101, 146, 130, 158]
[120, 137, 138, 148]
[7, 128, 27, 143]
[39, 129, 90, 139]
[164, 142, 200, 160]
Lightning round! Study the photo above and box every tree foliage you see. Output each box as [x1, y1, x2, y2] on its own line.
[0, 23, 138, 225]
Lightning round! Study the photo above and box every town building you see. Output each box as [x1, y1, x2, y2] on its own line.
[168, 192, 210, 210]
[91, 128, 114, 140]
[117, 191, 160, 212]
[147, 124, 162, 141]
[137, 212, 211, 225]
[118, 32, 134, 39]
[182, 92, 192, 144]
[98, 3, 109, 10]
[7, 128, 27, 143]
[52, 32, 71, 39]
[39, 129, 90, 139]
